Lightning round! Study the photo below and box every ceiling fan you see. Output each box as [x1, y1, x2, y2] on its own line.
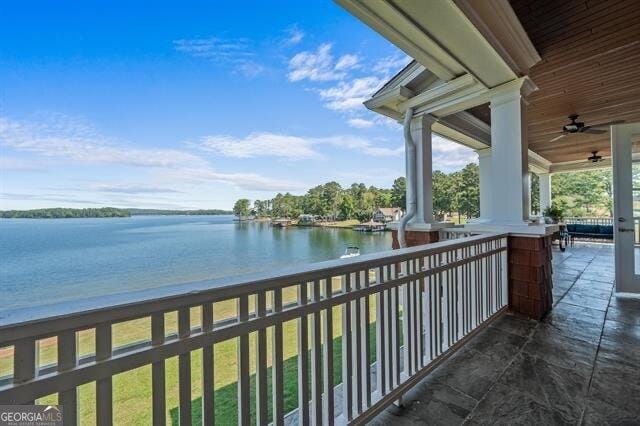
[587, 151, 603, 163]
[549, 114, 625, 142]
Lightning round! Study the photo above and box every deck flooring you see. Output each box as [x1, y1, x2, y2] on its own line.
[370, 243, 640, 425]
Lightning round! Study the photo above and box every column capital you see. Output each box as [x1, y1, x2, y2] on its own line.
[475, 147, 492, 158]
[489, 76, 538, 108]
[410, 113, 438, 128]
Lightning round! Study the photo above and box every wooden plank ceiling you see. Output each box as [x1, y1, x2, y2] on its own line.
[483, 0, 640, 164]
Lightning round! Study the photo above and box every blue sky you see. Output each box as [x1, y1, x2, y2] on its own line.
[0, 0, 476, 210]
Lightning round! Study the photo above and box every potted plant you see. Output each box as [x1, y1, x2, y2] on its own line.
[543, 204, 565, 224]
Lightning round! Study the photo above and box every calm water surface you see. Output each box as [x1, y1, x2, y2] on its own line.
[0, 215, 392, 311]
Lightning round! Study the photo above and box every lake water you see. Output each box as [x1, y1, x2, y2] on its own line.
[0, 215, 392, 312]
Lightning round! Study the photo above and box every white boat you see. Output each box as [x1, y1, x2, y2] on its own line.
[340, 246, 360, 259]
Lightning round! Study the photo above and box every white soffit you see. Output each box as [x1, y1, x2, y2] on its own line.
[335, 0, 518, 87]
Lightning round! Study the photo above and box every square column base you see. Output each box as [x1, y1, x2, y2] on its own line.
[508, 235, 553, 320]
[391, 229, 439, 249]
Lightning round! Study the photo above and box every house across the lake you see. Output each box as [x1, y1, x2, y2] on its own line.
[297, 214, 316, 226]
[372, 207, 403, 223]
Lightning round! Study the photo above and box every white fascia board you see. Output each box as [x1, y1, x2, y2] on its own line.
[528, 150, 552, 174]
[334, 0, 465, 81]
[364, 85, 414, 111]
[550, 158, 613, 173]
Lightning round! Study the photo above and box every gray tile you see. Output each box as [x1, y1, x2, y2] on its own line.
[566, 285, 612, 301]
[430, 348, 505, 400]
[465, 326, 526, 364]
[489, 313, 537, 338]
[377, 377, 477, 426]
[523, 326, 597, 378]
[597, 336, 640, 369]
[606, 305, 640, 326]
[551, 302, 606, 326]
[542, 314, 604, 345]
[498, 352, 589, 423]
[602, 320, 640, 347]
[562, 292, 610, 311]
[589, 360, 640, 412]
[465, 383, 571, 426]
[581, 397, 640, 425]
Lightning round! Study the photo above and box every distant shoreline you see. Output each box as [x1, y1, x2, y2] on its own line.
[0, 207, 233, 219]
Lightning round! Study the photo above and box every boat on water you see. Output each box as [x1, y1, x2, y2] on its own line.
[271, 218, 292, 228]
[340, 246, 360, 259]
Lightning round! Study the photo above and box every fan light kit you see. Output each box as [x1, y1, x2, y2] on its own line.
[587, 151, 603, 163]
[549, 114, 625, 142]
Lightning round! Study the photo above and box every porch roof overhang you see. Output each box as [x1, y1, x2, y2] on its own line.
[337, 0, 640, 174]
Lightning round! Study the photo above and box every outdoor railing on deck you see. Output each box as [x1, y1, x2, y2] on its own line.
[564, 217, 613, 226]
[0, 233, 508, 425]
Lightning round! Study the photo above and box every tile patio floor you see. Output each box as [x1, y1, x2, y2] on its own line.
[370, 242, 640, 425]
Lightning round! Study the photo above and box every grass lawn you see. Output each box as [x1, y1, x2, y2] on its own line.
[1, 279, 380, 425]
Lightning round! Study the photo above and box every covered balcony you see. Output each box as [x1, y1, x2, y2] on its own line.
[1, 0, 640, 425]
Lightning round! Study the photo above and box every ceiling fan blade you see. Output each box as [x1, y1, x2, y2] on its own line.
[549, 134, 567, 142]
[581, 127, 606, 135]
[590, 119, 626, 128]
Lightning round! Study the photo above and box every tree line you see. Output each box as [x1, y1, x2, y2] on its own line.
[0, 207, 233, 219]
[234, 163, 481, 221]
[234, 164, 615, 222]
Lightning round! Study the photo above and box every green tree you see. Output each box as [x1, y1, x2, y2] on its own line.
[233, 199, 251, 219]
[432, 170, 455, 220]
[391, 177, 406, 210]
[338, 195, 355, 220]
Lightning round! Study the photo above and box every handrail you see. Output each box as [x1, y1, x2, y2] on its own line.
[0, 232, 506, 343]
[0, 232, 509, 425]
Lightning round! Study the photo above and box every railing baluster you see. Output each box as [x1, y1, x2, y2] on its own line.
[237, 296, 250, 426]
[322, 277, 334, 426]
[362, 270, 371, 408]
[375, 267, 387, 398]
[58, 330, 77, 426]
[341, 274, 353, 421]
[393, 265, 402, 388]
[272, 288, 285, 426]
[402, 261, 412, 377]
[256, 292, 268, 426]
[178, 307, 192, 426]
[201, 304, 214, 425]
[151, 313, 166, 426]
[416, 258, 424, 369]
[13, 337, 36, 404]
[351, 272, 362, 413]
[297, 283, 310, 426]
[96, 323, 112, 426]
[310, 281, 322, 425]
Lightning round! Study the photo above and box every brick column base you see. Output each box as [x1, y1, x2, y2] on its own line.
[508, 235, 553, 320]
[391, 229, 439, 249]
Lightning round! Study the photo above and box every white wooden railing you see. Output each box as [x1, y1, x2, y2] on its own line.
[0, 233, 508, 425]
[564, 217, 613, 225]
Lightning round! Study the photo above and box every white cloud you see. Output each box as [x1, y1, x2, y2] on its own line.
[162, 168, 306, 192]
[0, 157, 45, 171]
[0, 115, 303, 193]
[91, 183, 183, 194]
[287, 43, 348, 82]
[432, 135, 478, 172]
[347, 118, 375, 129]
[0, 115, 206, 169]
[317, 76, 385, 111]
[283, 25, 304, 46]
[173, 37, 264, 78]
[199, 131, 402, 160]
[372, 54, 412, 75]
[200, 132, 321, 160]
[335, 54, 360, 71]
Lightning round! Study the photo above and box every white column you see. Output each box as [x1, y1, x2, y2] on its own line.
[489, 84, 530, 224]
[476, 148, 492, 221]
[539, 173, 551, 213]
[407, 114, 437, 227]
